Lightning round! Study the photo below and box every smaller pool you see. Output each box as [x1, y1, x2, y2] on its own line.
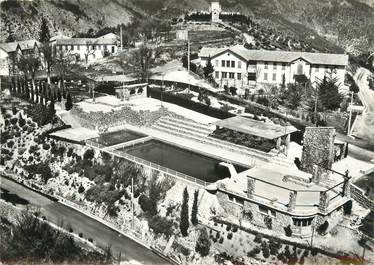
[90, 130, 146, 146]
[120, 140, 248, 183]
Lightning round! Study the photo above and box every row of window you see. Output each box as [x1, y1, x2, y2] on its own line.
[215, 71, 242, 80]
[263, 72, 280, 81]
[58, 44, 114, 52]
[264, 62, 287, 70]
[228, 194, 244, 205]
[216, 60, 242, 69]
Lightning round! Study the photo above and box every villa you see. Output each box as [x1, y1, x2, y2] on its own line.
[198, 45, 349, 91]
[53, 34, 118, 62]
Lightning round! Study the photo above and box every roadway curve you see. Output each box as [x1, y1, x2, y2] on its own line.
[0, 176, 167, 265]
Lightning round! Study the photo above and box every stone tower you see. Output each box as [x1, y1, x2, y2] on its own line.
[210, 2, 221, 22]
[300, 127, 336, 174]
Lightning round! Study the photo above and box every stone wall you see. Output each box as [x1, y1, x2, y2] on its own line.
[350, 184, 374, 210]
[301, 127, 336, 174]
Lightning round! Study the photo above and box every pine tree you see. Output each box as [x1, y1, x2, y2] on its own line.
[195, 228, 211, 257]
[191, 190, 199, 226]
[39, 17, 51, 43]
[180, 187, 189, 237]
[317, 73, 342, 110]
[203, 56, 214, 78]
[65, 93, 73, 110]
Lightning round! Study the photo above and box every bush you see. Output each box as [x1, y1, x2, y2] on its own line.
[262, 242, 270, 259]
[254, 233, 263, 243]
[264, 216, 272, 230]
[227, 232, 233, 240]
[88, 238, 93, 243]
[138, 194, 153, 213]
[78, 185, 85, 193]
[343, 200, 353, 215]
[148, 215, 174, 238]
[219, 237, 224, 244]
[247, 247, 261, 258]
[316, 221, 329, 235]
[83, 149, 95, 160]
[226, 224, 231, 231]
[78, 232, 83, 238]
[284, 225, 292, 237]
[42, 143, 50, 150]
[195, 228, 211, 257]
[232, 225, 238, 232]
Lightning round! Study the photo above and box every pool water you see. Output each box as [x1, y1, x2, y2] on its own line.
[91, 130, 146, 146]
[120, 140, 248, 183]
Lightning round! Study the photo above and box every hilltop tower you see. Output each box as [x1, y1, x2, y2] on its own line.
[210, 2, 221, 22]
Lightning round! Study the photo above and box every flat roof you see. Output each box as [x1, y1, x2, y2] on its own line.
[213, 116, 298, 139]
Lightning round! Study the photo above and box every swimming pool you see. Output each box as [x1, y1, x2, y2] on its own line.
[119, 139, 248, 183]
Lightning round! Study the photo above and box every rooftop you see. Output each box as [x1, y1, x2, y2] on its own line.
[0, 40, 39, 53]
[212, 116, 298, 139]
[199, 45, 349, 66]
[56, 37, 117, 46]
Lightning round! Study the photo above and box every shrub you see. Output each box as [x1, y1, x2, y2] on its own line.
[7, 141, 14, 148]
[195, 228, 211, 257]
[254, 233, 262, 243]
[232, 225, 238, 232]
[303, 250, 309, 257]
[88, 238, 93, 243]
[262, 242, 270, 259]
[78, 185, 85, 193]
[78, 232, 83, 238]
[148, 215, 174, 238]
[227, 232, 233, 240]
[247, 247, 261, 258]
[317, 221, 329, 235]
[264, 216, 272, 230]
[219, 237, 224, 244]
[311, 248, 318, 256]
[226, 224, 231, 231]
[284, 225, 292, 237]
[68, 227, 73, 233]
[42, 143, 50, 150]
[138, 194, 153, 213]
[83, 149, 95, 160]
[343, 200, 353, 215]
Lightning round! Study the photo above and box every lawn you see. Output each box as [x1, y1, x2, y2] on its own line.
[89, 129, 146, 146]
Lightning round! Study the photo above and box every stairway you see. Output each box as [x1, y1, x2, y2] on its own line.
[152, 116, 276, 163]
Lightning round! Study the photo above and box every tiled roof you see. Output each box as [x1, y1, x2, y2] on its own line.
[56, 37, 117, 46]
[0, 39, 39, 53]
[199, 45, 349, 66]
[0, 42, 19, 53]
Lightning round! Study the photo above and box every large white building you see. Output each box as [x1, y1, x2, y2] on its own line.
[54, 34, 118, 63]
[199, 45, 349, 90]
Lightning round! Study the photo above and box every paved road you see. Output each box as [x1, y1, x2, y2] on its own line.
[0, 177, 168, 265]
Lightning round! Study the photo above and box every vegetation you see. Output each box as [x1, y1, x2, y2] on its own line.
[180, 187, 189, 237]
[191, 190, 199, 226]
[0, 211, 111, 264]
[316, 73, 343, 111]
[39, 17, 51, 43]
[317, 220, 329, 235]
[195, 228, 211, 257]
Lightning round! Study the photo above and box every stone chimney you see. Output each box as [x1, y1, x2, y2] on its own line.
[301, 127, 336, 175]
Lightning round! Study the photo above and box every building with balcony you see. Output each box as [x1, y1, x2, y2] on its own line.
[198, 45, 349, 92]
[214, 163, 351, 238]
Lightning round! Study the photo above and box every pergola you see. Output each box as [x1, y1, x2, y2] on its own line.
[212, 116, 298, 154]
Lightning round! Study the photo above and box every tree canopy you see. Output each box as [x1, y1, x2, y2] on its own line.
[317, 73, 343, 110]
[39, 17, 51, 43]
[180, 187, 189, 237]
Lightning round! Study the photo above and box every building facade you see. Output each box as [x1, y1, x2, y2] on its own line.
[199, 45, 348, 92]
[54, 35, 118, 63]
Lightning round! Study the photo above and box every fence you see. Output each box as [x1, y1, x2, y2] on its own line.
[350, 184, 374, 210]
[86, 140, 208, 188]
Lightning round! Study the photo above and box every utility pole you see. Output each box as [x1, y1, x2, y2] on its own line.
[131, 177, 134, 230]
[187, 35, 190, 74]
[310, 218, 316, 247]
[314, 85, 318, 126]
[347, 91, 354, 136]
[120, 24, 123, 51]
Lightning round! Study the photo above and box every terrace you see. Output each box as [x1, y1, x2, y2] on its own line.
[211, 116, 298, 154]
[218, 163, 350, 216]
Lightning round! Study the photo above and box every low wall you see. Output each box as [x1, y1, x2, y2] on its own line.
[350, 184, 374, 210]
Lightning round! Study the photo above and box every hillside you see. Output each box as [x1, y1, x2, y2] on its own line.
[1, 0, 373, 56]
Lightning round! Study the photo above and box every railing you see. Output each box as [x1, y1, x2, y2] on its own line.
[104, 149, 209, 187]
[153, 124, 268, 164]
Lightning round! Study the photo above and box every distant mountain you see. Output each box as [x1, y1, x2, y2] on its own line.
[1, 0, 373, 55]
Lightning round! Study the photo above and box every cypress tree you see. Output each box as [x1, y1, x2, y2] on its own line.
[191, 190, 199, 226]
[39, 17, 51, 43]
[65, 93, 73, 110]
[180, 187, 189, 237]
[203, 56, 214, 78]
